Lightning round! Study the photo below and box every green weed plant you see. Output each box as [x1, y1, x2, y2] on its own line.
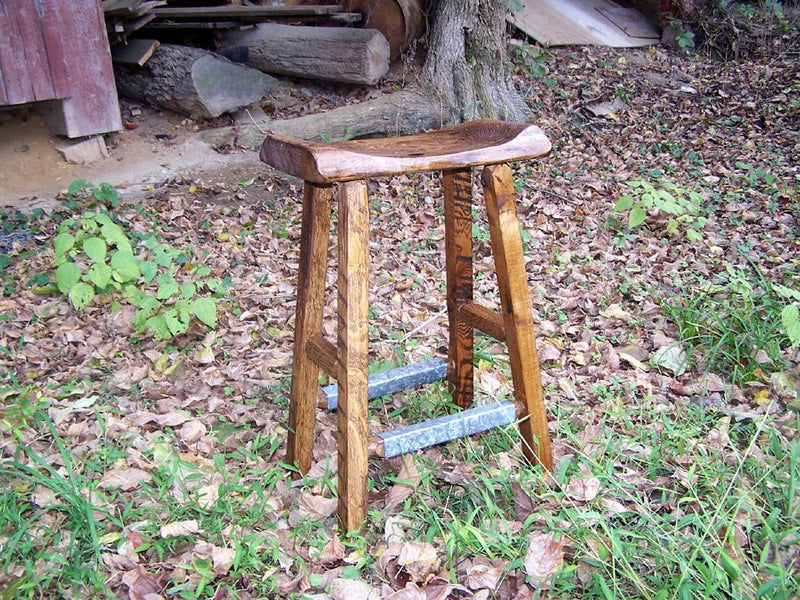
[49, 181, 222, 340]
[614, 177, 708, 241]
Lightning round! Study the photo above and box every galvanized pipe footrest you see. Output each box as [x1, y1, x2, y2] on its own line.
[322, 358, 447, 411]
[376, 401, 517, 458]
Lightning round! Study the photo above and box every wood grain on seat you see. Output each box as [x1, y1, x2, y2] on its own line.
[260, 119, 552, 184]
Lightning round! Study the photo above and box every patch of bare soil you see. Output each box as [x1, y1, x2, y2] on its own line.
[0, 99, 266, 210]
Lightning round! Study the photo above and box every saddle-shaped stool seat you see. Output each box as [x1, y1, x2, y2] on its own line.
[260, 119, 554, 530]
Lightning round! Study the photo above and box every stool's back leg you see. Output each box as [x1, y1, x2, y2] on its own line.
[336, 180, 371, 531]
[288, 183, 333, 475]
[443, 168, 475, 409]
[481, 164, 553, 471]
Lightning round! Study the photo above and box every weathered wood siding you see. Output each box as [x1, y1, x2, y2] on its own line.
[0, 0, 121, 137]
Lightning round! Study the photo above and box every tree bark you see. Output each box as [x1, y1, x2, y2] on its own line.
[219, 23, 390, 86]
[421, 0, 532, 123]
[115, 44, 278, 119]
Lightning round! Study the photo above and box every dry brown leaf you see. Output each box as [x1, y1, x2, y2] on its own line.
[328, 578, 380, 600]
[298, 492, 338, 518]
[523, 532, 564, 587]
[99, 468, 151, 491]
[465, 563, 503, 591]
[159, 519, 200, 539]
[121, 566, 164, 600]
[566, 472, 601, 503]
[385, 455, 420, 510]
[397, 541, 440, 583]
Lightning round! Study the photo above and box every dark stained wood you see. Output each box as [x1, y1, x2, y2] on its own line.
[443, 168, 475, 409]
[111, 38, 160, 66]
[287, 183, 333, 477]
[260, 120, 551, 184]
[460, 302, 506, 342]
[306, 335, 338, 377]
[336, 180, 371, 531]
[482, 164, 553, 471]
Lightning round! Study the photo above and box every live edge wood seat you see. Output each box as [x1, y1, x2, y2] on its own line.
[260, 119, 554, 531]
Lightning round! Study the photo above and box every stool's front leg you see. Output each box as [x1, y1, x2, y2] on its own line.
[482, 164, 553, 471]
[288, 183, 333, 475]
[443, 168, 475, 409]
[336, 180, 371, 531]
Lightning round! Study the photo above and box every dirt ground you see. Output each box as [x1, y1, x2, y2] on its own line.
[0, 99, 265, 211]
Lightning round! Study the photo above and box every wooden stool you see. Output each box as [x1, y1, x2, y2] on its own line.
[260, 120, 554, 530]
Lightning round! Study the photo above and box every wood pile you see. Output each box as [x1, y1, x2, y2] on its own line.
[102, 1, 360, 45]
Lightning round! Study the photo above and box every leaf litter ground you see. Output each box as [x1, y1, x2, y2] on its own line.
[1, 42, 799, 599]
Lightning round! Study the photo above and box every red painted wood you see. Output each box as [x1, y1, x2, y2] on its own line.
[0, 0, 121, 137]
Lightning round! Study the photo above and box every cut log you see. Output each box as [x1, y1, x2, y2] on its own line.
[219, 23, 390, 86]
[115, 44, 278, 119]
[342, 0, 425, 60]
[200, 87, 451, 148]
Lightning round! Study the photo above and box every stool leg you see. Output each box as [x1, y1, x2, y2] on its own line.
[288, 183, 333, 475]
[336, 180, 371, 531]
[481, 164, 553, 471]
[443, 168, 474, 409]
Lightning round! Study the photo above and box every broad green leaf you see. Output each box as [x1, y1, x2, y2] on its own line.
[101, 223, 132, 253]
[685, 228, 703, 243]
[111, 251, 141, 282]
[54, 233, 76, 258]
[146, 315, 171, 340]
[165, 307, 191, 336]
[613, 195, 634, 211]
[87, 262, 112, 289]
[781, 304, 800, 347]
[182, 282, 196, 300]
[773, 283, 800, 301]
[628, 206, 647, 228]
[140, 260, 158, 285]
[92, 212, 114, 226]
[69, 282, 95, 310]
[194, 297, 217, 328]
[55, 262, 82, 294]
[156, 273, 180, 300]
[83, 237, 107, 263]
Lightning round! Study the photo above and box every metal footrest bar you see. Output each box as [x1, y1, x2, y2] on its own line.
[321, 358, 447, 411]
[373, 401, 517, 458]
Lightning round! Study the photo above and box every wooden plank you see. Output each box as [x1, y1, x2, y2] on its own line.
[509, 0, 658, 48]
[111, 38, 160, 65]
[151, 5, 344, 19]
[336, 180, 371, 532]
[443, 168, 475, 409]
[482, 164, 553, 471]
[0, 0, 54, 103]
[287, 183, 333, 477]
[40, 0, 121, 137]
[460, 302, 506, 343]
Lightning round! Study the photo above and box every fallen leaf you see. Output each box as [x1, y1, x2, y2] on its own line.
[99, 468, 151, 491]
[121, 566, 164, 600]
[465, 563, 503, 591]
[329, 578, 379, 600]
[159, 519, 200, 539]
[298, 493, 338, 518]
[524, 532, 564, 587]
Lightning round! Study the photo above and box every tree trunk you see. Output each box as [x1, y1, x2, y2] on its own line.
[421, 0, 532, 123]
